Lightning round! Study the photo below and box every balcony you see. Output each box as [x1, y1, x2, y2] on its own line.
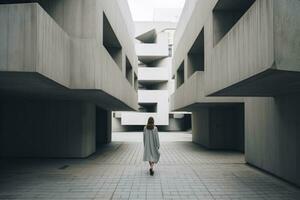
[206, 0, 300, 97]
[0, 3, 70, 88]
[135, 34, 169, 64]
[121, 90, 169, 125]
[171, 72, 243, 111]
[138, 67, 169, 83]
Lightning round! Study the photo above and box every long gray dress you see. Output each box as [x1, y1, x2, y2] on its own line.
[143, 126, 160, 163]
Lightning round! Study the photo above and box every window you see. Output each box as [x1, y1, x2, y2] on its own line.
[126, 57, 133, 85]
[138, 103, 157, 113]
[103, 12, 122, 69]
[213, 0, 256, 46]
[187, 28, 204, 78]
[168, 44, 173, 57]
[134, 73, 138, 91]
[138, 82, 168, 90]
[176, 61, 184, 88]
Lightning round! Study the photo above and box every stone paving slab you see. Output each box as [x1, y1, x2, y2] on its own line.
[0, 132, 299, 200]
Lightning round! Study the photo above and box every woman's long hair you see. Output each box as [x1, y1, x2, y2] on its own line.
[146, 117, 155, 130]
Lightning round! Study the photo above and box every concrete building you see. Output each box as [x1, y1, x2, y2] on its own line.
[0, 0, 138, 158]
[171, 0, 244, 152]
[171, 0, 300, 186]
[113, 21, 191, 132]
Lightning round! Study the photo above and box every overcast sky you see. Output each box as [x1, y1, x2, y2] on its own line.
[127, 0, 185, 21]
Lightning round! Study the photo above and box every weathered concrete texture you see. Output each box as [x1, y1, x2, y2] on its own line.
[171, 71, 244, 111]
[192, 104, 244, 152]
[245, 94, 300, 186]
[0, 1, 138, 110]
[0, 3, 70, 86]
[0, 0, 138, 158]
[206, 0, 300, 97]
[0, 99, 97, 158]
[172, 0, 300, 188]
[171, 0, 243, 112]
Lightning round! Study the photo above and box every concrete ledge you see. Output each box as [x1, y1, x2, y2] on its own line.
[138, 67, 169, 82]
[171, 72, 243, 111]
[208, 69, 300, 96]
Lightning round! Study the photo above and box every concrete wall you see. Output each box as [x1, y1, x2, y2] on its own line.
[96, 107, 112, 145]
[192, 109, 210, 147]
[173, 0, 300, 186]
[112, 115, 191, 132]
[192, 105, 244, 152]
[0, 1, 138, 110]
[171, 0, 243, 112]
[206, 0, 274, 95]
[274, 0, 300, 72]
[138, 67, 169, 82]
[171, 71, 243, 111]
[0, 3, 70, 87]
[0, 99, 97, 158]
[0, 0, 138, 157]
[205, 0, 300, 96]
[173, 0, 300, 97]
[171, 0, 244, 152]
[245, 95, 300, 186]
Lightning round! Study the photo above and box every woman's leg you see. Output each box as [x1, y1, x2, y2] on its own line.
[149, 161, 154, 169]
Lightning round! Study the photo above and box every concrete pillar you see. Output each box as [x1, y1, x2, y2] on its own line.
[0, 99, 96, 158]
[192, 108, 210, 148]
[192, 105, 244, 152]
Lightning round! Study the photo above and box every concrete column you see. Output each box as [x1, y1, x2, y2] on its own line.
[0, 99, 96, 158]
[192, 108, 210, 148]
[192, 105, 244, 152]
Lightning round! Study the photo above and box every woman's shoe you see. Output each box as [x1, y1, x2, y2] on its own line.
[150, 168, 154, 176]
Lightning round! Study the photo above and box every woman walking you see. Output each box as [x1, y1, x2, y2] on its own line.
[143, 117, 160, 176]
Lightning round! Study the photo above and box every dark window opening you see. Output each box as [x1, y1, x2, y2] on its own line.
[187, 28, 204, 78]
[103, 12, 122, 69]
[126, 57, 133, 85]
[168, 44, 173, 57]
[176, 61, 184, 88]
[136, 29, 157, 44]
[138, 103, 157, 113]
[213, 0, 256, 46]
[138, 81, 168, 90]
[134, 73, 138, 91]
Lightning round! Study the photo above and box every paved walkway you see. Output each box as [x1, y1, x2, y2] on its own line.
[0, 132, 299, 200]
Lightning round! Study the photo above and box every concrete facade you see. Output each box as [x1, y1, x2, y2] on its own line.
[245, 95, 300, 186]
[172, 0, 300, 186]
[113, 21, 191, 132]
[171, 0, 244, 151]
[0, 0, 138, 157]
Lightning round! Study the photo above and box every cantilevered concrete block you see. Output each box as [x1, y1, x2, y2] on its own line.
[206, 0, 300, 97]
[0, 0, 138, 157]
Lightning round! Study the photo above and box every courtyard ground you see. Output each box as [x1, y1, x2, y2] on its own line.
[0, 132, 299, 199]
